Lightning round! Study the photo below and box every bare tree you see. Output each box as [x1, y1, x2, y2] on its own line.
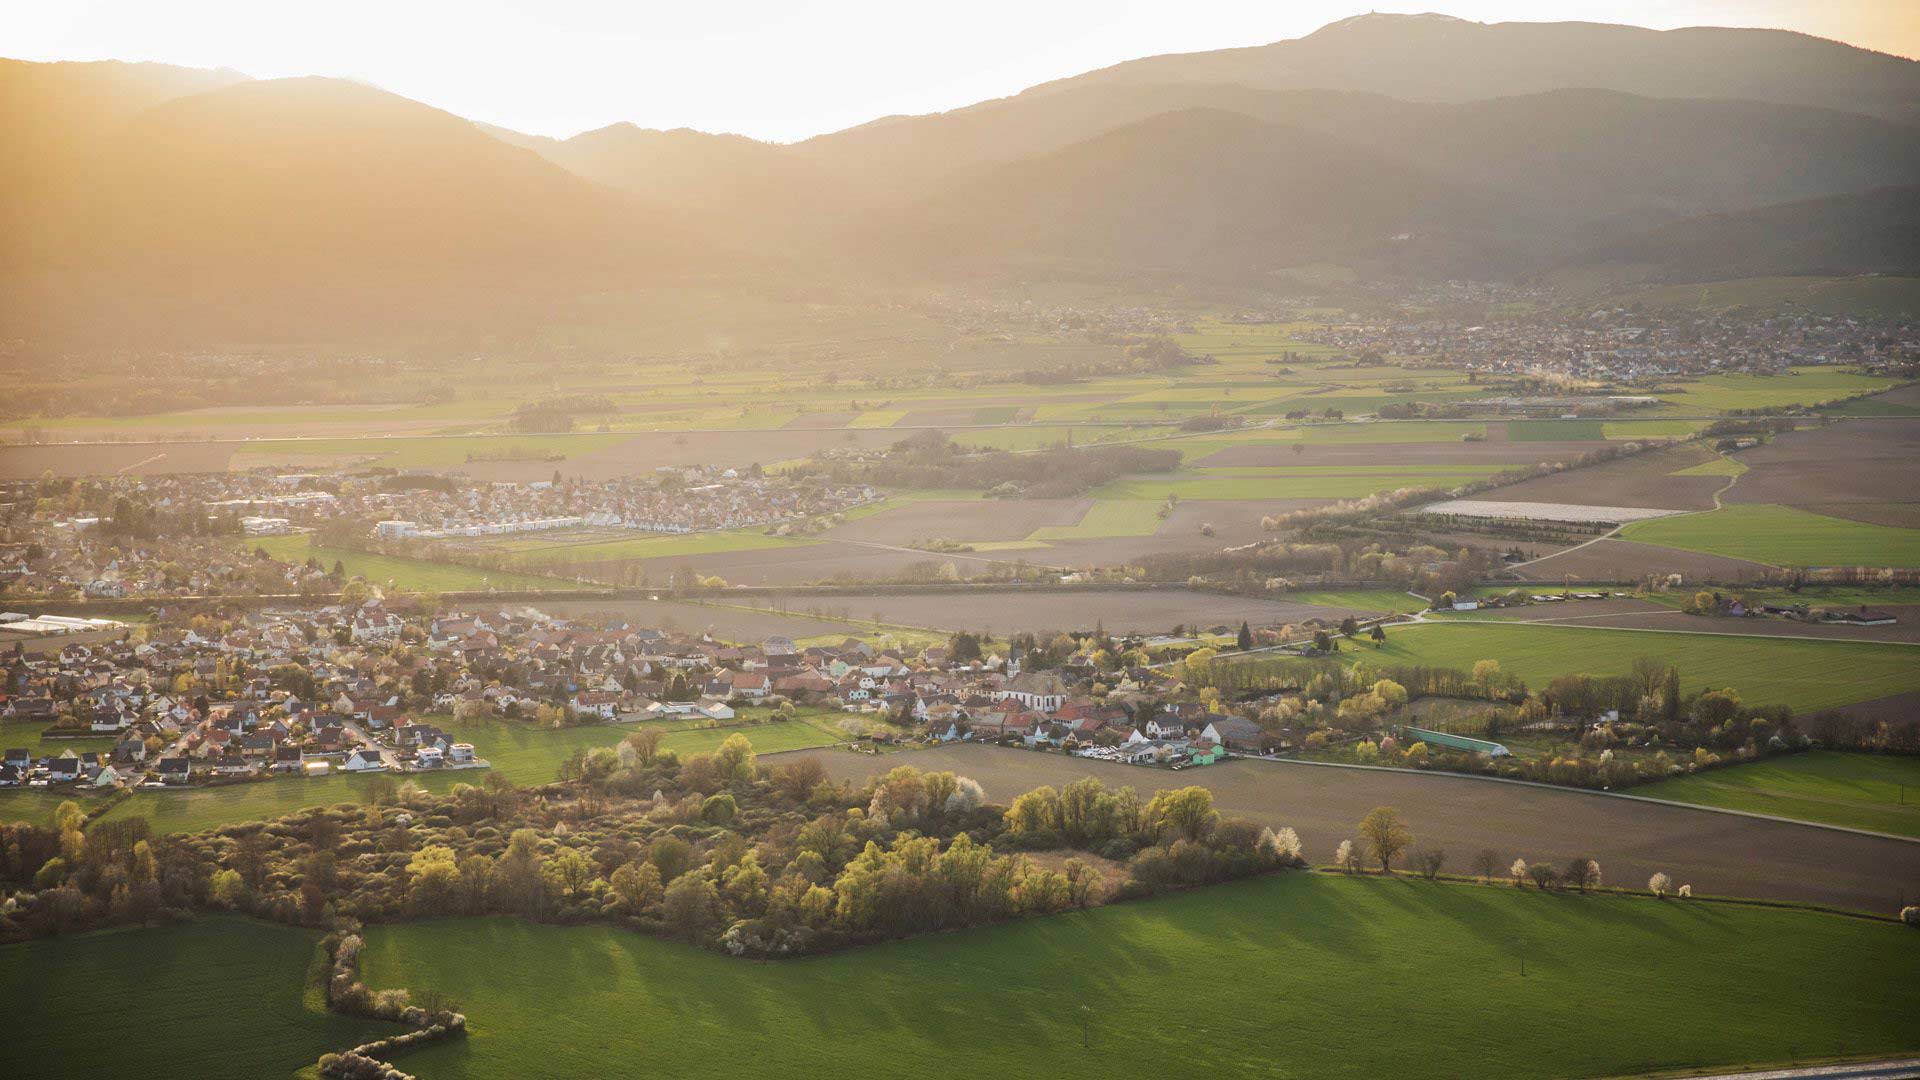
[1414, 849, 1446, 881]
[1473, 849, 1499, 883]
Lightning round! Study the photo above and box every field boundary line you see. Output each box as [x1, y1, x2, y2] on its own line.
[1388, 616, 1920, 648]
[1243, 755, 1920, 845]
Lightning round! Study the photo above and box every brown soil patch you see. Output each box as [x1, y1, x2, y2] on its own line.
[1508, 539, 1776, 583]
[0, 441, 237, 479]
[1474, 444, 1723, 511]
[532, 598, 866, 641]
[1835, 690, 1920, 728]
[823, 500, 1091, 544]
[746, 588, 1383, 635]
[784, 744, 1920, 912]
[782, 412, 859, 430]
[1196, 441, 1605, 468]
[1725, 419, 1920, 528]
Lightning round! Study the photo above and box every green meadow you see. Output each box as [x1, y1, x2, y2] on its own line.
[0, 918, 395, 1080]
[240, 535, 580, 592]
[1620, 504, 1920, 567]
[1634, 751, 1920, 838]
[355, 874, 1920, 1080]
[1360, 622, 1920, 712]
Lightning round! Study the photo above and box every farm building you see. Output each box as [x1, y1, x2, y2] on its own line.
[1402, 727, 1510, 758]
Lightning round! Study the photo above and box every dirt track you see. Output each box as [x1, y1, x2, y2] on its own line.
[786, 744, 1920, 913]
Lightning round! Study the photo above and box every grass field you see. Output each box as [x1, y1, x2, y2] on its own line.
[1507, 420, 1605, 441]
[1634, 751, 1920, 838]
[1366, 622, 1920, 712]
[1282, 589, 1431, 614]
[241, 535, 579, 591]
[442, 711, 846, 786]
[1620, 504, 1920, 567]
[0, 917, 394, 1080]
[1654, 368, 1898, 414]
[1028, 500, 1165, 540]
[355, 874, 1920, 1080]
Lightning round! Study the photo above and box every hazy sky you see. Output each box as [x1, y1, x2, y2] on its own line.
[8, 2, 1917, 141]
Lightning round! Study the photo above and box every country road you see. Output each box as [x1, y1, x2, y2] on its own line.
[787, 744, 1920, 914]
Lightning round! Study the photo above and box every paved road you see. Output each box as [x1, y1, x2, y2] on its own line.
[1696, 1059, 1920, 1079]
[786, 744, 1920, 914]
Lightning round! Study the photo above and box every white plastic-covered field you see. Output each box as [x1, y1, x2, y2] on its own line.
[1419, 499, 1688, 524]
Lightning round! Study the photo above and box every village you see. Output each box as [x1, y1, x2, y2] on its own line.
[1296, 306, 1917, 388]
[1, 594, 1330, 801]
[0, 466, 877, 600]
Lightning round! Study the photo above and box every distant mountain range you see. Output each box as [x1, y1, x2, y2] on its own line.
[3, 13, 1917, 344]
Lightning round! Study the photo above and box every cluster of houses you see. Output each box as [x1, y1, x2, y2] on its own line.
[0, 592, 1303, 799]
[0, 465, 878, 601]
[1298, 305, 1915, 388]
[370, 466, 876, 539]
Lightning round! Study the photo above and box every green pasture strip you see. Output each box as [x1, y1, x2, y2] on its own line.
[1028, 500, 1166, 540]
[1634, 751, 1920, 838]
[1619, 504, 1920, 568]
[239, 535, 581, 591]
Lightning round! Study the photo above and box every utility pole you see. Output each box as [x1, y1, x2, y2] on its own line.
[1081, 1004, 1092, 1049]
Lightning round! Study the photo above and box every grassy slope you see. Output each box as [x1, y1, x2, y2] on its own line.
[1634, 751, 1920, 838]
[0, 918, 394, 1080]
[358, 875, 1920, 1080]
[1619, 504, 1920, 567]
[1365, 622, 1920, 712]
[242, 535, 579, 591]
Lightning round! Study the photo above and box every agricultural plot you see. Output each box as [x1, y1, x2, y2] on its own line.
[1465, 442, 1725, 511]
[1722, 418, 1920, 529]
[1654, 367, 1898, 414]
[1092, 466, 1501, 502]
[1634, 751, 1920, 838]
[740, 589, 1416, 636]
[532, 597, 871, 641]
[1620, 504, 1920, 568]
[1366, 622, 1920, 712]
[1509, 537, 1778, 583]
[1504, 420, 1606, 441]
[441, 712, 845, 786]
[487, 528, 810, 569]
[239, 535, 580, 592]
[1422, 499, 1684, 524]
[354, 878, 1920, 1080]
[1027, 500, 1165, 540]
[0, 918, 396, 1080]
[796, 745, 1920, 912]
